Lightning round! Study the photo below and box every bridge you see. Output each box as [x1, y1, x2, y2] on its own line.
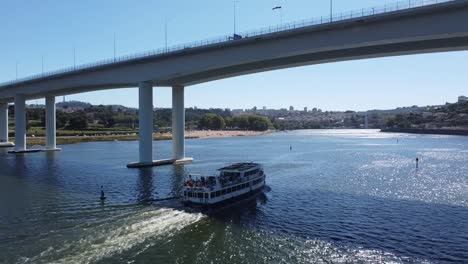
[1, 0, 467, 167]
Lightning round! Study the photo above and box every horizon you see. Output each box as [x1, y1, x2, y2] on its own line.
[22, 95, 465, 113]
[2, 0, 467, 111]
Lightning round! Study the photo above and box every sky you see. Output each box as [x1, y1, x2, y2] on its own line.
[0, 0, 467, 111]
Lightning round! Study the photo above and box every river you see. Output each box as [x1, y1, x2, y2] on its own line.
[0, 130, 467, 263]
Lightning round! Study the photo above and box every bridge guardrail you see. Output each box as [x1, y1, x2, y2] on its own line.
[0, 0, 455, 87]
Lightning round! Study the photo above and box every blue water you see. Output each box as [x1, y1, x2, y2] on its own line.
[0, 130, 467, 263]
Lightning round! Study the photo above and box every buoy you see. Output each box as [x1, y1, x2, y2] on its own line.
[416, 157, 419, 169]
[100, 186, 106, 201]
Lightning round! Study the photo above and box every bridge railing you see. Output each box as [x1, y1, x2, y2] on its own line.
[0, 0, 455, 87]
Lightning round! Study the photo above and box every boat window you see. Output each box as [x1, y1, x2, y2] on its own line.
[197, 193, 203, 199]
[184, 191, 187, 196]
[227, 188, 231, 193]
[205, 193, 208, 199]
[244, 169, 260, 177]
[188, 192, 193, 197]
[223, 172, 241, 177]
[222, 189, 226, 195]
[216, 191, 221, 197]
[211, 192, 215, 198]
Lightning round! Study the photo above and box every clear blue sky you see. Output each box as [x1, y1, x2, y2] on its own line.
[1, 0, 467, 111]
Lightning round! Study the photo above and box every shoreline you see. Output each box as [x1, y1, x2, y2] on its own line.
[381, 128, 468, 136]
[20, 130, 271, 147]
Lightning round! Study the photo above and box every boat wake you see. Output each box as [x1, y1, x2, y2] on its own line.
[19, 207, 205, 264]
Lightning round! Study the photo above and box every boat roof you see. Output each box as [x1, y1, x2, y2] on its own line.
[218, 163, 260, 171]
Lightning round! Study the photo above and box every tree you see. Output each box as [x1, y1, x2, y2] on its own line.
[198, 114, 225, 130]
[229, 115, 271, 131]
[68, 114, 88, 130]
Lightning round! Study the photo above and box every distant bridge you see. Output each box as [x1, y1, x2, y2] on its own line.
[1, 0, 467, 167]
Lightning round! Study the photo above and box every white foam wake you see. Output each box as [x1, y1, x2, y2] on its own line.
[24, 208, 204, 264]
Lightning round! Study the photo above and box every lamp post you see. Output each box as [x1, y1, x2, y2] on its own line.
[330, 0, 333, 22]
[233, 0, 239, 35]
[113, 32, 116, 62]
[165, 18, 168, 52]
[73, 47, 76, 69]
[272, 6, 283, 24]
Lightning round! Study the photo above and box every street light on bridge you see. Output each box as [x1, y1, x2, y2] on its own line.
[233, 0, 239, 35]
[272, 6, 283, 24]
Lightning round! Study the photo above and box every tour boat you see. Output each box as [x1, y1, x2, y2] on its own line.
[182, 163, 266, 207]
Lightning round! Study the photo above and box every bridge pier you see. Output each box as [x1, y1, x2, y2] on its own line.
[128, 82, 164, 168]
[9, 94, 36, 153]
[172, 85, 192, 164]
[9, 95, 40, 153]
[45, 96, 60, 151]
[138, 81, 154, 164]
[0, 103, 14, 147]
[127, 83, 192, 168]
[14, 94, 26, 152]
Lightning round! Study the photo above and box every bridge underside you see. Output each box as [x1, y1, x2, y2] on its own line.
[166, 36, 468, 86]
[3, 36, 468, 103]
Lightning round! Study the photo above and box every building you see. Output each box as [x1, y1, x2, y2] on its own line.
[289, 106, 294, 111]
[458, 96, 468, 103]
[304, 107, 308, 113]
[422, 112, 433, 118]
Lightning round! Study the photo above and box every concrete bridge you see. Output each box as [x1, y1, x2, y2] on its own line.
[1, 0, 468, 167]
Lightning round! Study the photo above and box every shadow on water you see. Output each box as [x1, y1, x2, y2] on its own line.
[137, 168, 154, 203]
[204, 190, 270, 223]
[170, 164, 187, 196]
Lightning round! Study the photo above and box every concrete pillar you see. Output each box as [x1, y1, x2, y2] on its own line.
[172, 85, 185, 160]
[138, 82, 154, 163]
[46, 96, 57, 150]
[0, 103, 8, 143]
[14, 94, 26, 151]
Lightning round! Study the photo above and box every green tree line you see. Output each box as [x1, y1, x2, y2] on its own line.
[198, 114, 272, 131]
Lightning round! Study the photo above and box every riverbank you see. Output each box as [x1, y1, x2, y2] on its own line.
[381, 128, 468, 136]
[20, 130, 270, 147]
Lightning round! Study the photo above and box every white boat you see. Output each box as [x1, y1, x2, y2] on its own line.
[182, 163, 266, 206]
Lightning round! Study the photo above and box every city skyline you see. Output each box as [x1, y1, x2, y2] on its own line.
[1, 0, 467, 111]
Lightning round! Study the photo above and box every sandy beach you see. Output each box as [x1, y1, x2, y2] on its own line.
[22, 130, 271, 146]
[164, 130, 270, 139]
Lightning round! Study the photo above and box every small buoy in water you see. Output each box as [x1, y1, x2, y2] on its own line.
[100, 185, 106, 201]
[416, 157, 419, 169]
[290, 145, 292, 151]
